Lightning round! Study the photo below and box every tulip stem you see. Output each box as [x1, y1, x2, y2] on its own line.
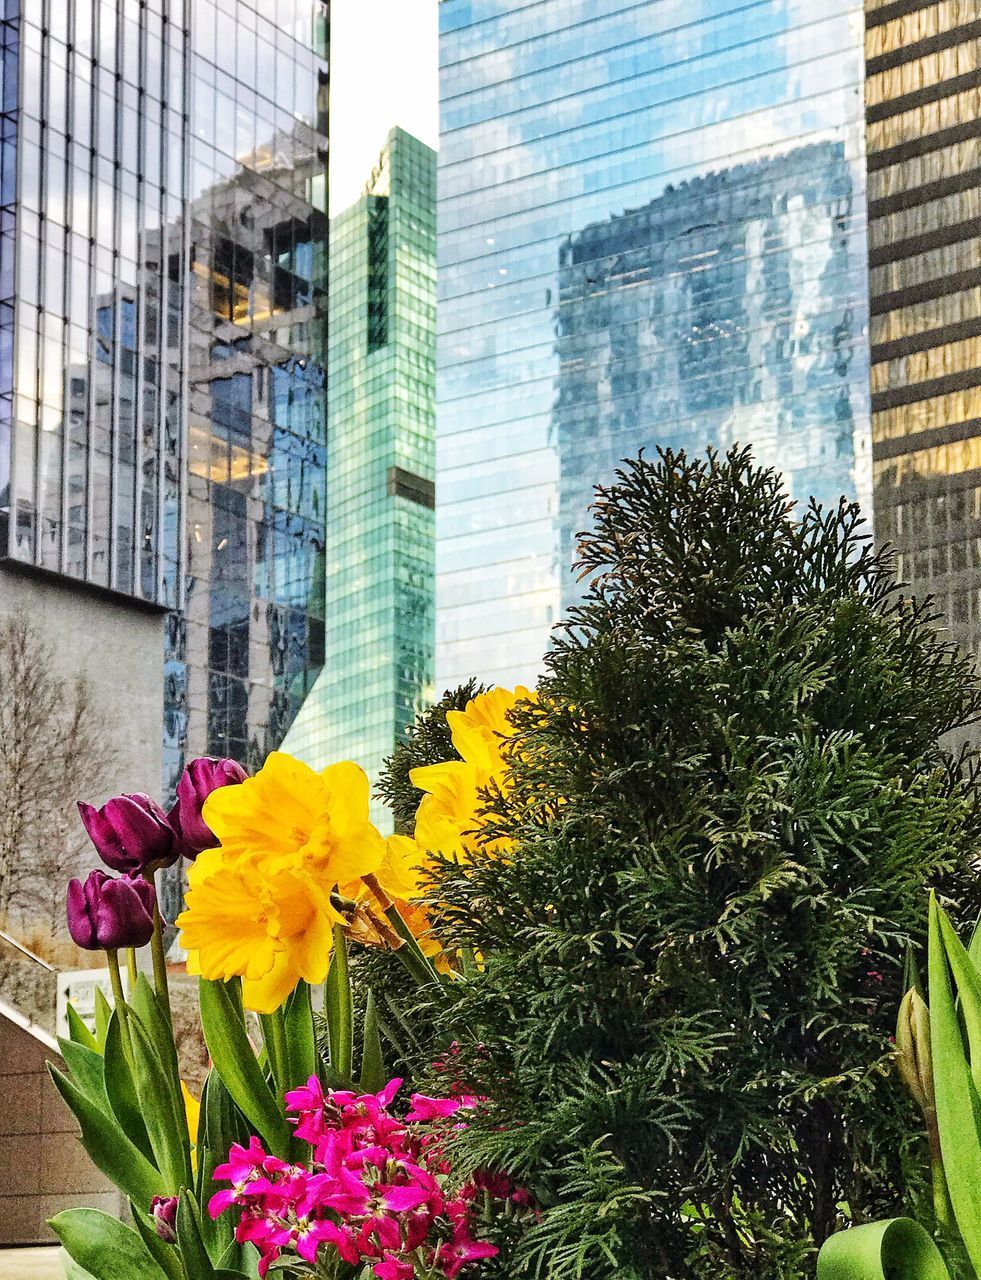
[126, 948, 138, 986]
[145, 876, 172, 1023]
[106, 949, 134, 1063]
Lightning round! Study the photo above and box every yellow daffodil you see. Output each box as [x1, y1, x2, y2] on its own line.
[410, 685, 534, 860]
[180, 855, 341, 1011]
[176, 752, 385, 1012]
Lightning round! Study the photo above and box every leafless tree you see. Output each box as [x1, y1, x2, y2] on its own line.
[0, 612, 117, 961]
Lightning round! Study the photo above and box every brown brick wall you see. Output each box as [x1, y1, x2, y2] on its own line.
[0, 1013, 123, 1246]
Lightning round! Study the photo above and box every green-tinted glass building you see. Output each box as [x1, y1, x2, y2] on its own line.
[283, 127, 436, 819]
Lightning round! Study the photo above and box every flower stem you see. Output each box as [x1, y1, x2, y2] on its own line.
[145, 872, 172, 1023]
[106, 948, 134, 1062]
[126, 947, 138, 986]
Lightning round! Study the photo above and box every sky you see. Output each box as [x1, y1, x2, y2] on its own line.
[328, 0, 439, 213]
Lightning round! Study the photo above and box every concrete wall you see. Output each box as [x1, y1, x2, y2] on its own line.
[0, 565, 164, 799]
[0, 1008, 124, 1245]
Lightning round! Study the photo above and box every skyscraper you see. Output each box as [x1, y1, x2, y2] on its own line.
[283, 127, 436, 813]
[0, 1, 329, 940]
[163, 4, 329, 798]
[864, 2, 981, 666]
[437, 0, 872, 689]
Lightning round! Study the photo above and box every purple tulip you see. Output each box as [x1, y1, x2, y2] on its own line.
[168, 756, 247, 858]
[151, 1195, 179, 1242]
[78, 793, 177, 874]
[66, 869, 156, 951]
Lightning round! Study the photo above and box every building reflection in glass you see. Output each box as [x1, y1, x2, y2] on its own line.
[437, 0, 872, 689]
[159, 1, 329, 809]
[553, 143, 866, 605]
[865, 0, 981, 672]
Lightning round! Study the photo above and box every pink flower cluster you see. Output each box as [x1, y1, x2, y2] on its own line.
[209, 1077, 518, 1278]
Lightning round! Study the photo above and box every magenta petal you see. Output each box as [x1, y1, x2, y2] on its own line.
[66, 877, 97, 949]
[381, 1183, 429, 1212]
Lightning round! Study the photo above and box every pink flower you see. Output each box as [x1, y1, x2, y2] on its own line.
[406, 1093, 469, 1122]
[211, 1078, 511, 1280]
[375, 1253, 415, 1280]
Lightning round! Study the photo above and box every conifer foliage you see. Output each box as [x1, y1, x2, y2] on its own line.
[405, 449, 981, 1278]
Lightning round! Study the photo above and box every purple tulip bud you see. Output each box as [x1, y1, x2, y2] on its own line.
[66, 869, 156, 951]
[78, 793, 177, 875]
[151, 1194, 179, 1242]
[168, 756, 247, 858]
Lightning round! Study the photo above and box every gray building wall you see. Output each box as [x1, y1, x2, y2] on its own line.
[0, 566, 163, 796]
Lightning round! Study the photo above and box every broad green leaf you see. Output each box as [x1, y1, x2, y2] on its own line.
[199, 977, 291, 1155]
[58, 1247, 96, 1280]
[284, 980, 317, 1091]
[177, 1192, 218, 1277]
[127, 1008, 193, 1192]
[937, 908, 981, 1091]
[817, 1218, 951, 1280]
[67, 1003, 100, 1052]
[94, 986, 112, 1049]
[130, 973, 180, 1081]
[196, 1069, 250, 1261]
[48, 1064, 164, 1206]
[359, 989, 386, 1093]
[929, 896, 981, 1274]
[325, 926, 353, 1081]
[129, 1204, 183, 1280]
[216, 1239, 261, 1277]
[57, 1037, 109, 1113]
[258, 1008, 289, 1105]
[103, 1012, 154, 1162]
[49, 1208, 168, 1280]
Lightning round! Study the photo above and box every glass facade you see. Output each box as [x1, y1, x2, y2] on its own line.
[162, 0, 330, 801]
[866, 1, 981, 666]
[437, 0, 873, 688]
[0, 0, 329, 832]
[0, 0, 189, 605]
[283, 127, 436, 820]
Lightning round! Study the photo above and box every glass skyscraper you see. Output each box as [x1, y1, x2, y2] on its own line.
[0, 0, 189, 602]
[865, 1, 981, 670]
[0, 0, 329, 808]
[284, 127, 436, 816]
[437, 0, 873, 688]
[165, 0, 330, 793]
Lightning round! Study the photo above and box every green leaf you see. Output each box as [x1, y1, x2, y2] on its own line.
[199, 978, 291, 1155]
[937, 908, 981, 1091]
[258, 1007, 289, 1105]
[48, 1064, 164, 1206]
[216, 1239, 261, 1278]
[359, 989, 386, 1093]
[103, 1012, 154, 1162]
[177, 1193, 218, 1276]
[49, 1208, 168, 1280]
[67, 1003, 100, 1052]
[325, 926, 353, 1081]
[130, 973, 180, 1082]
[57, 1037, 109, 1113]
[929, 895, 981, 1274]
[129, 1204, 183, 1280]
[284, 980, 317, 1091]
[127, 1008, 193, 1192]
[94, 986, 112, 1049]
[196, 1069, 250, 1261]
[817, 1218, 951, 1280]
